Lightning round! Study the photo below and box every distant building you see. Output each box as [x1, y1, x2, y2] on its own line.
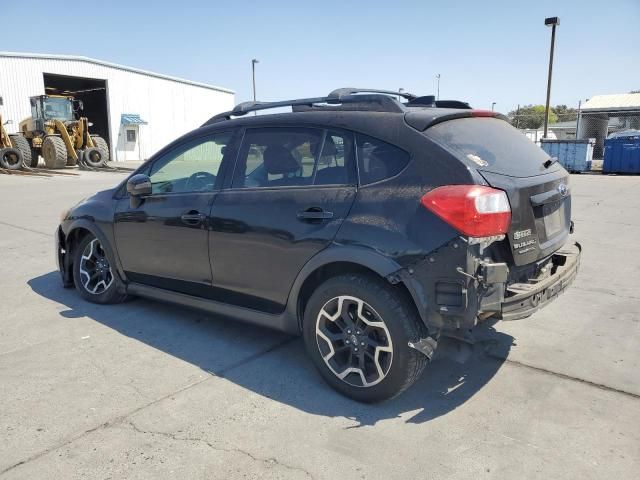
[577, 93, 640, 158]
[0, 52, 234, 161]
[548, 118, 626, 141]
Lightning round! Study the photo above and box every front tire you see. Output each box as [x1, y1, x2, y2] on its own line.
[42, 136, 67, 169]
[303, 274, 428, 403]
[73, 234, 127, 304]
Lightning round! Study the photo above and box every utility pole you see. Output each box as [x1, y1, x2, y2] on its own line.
[576, 99, 582, 138]
[435, 74, 441, 100]
[491, 102, 496, 112]
[515, 104, 521, 129]
[543, 17, 560, 138]
[251, 59, 259, 114]
[398, 87, 404, 102]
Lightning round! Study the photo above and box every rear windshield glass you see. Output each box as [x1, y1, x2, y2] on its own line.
[425, 117, 555, 177]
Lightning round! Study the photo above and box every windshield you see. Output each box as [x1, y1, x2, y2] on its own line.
[42, 97, 74, 121]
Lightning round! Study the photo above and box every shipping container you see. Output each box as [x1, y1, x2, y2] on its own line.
[603, 133, 640, 174]
[540, 139, 594, 173]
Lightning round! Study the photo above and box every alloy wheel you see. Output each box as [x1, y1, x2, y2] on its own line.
[79, 238, 114, 295]
[315, 295, 393, 387]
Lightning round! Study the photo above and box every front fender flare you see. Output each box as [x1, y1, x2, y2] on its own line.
[62, 218, 125, 286]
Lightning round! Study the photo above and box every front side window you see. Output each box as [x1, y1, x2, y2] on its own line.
[149, 132, 232, 194]
[233, 127, 355, 188]
[356, 134, 410, 185]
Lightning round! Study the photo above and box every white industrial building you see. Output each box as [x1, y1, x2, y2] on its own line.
[0, 52, 234, 161]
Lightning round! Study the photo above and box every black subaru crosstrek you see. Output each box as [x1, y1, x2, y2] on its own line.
[56, 88, 581, 402]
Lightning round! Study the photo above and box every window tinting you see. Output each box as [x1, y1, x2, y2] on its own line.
[234, 128, 356, 189]
[425, 117, 554, 177]
[356, 134, 410, 185]
[149, 132, 232, 194]
[314, 131, 355, 186]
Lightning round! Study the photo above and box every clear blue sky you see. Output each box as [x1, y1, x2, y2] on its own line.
[3, 0, 639, 113]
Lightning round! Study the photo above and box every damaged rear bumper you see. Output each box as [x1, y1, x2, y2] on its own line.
[496, 242, 581, 320]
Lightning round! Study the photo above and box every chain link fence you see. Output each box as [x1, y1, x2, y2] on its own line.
[509, 106, 640, 160]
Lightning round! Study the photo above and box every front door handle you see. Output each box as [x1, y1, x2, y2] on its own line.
[297, 207, 334, 221]
[181, 211, 206, 226]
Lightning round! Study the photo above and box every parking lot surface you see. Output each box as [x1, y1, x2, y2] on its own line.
[1, 171, 639, 479]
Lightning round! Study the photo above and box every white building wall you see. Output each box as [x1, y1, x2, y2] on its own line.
[0, 53, 234, 161]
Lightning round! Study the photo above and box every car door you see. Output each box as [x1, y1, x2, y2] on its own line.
[209, 126, 358, 313]
[113, 130, 236, 293]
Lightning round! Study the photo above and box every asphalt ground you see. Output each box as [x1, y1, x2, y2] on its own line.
[0, 171, 638, 479]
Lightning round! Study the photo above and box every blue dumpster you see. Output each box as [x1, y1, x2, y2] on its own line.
[540, 139, 594, 173]
[603, 131, 640, 174]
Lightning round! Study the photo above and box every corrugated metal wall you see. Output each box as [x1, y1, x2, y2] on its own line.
[0, 55, 234, 161]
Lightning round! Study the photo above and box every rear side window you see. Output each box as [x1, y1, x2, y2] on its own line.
[356, 134, 410, 185]
[233, 127, 355, 188]
[425, 117, 554, 177]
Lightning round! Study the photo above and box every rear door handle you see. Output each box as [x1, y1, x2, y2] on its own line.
[181, 211, 206, 225]
[297, 208, 334, 221]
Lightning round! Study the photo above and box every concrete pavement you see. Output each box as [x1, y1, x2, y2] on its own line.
[0, 171, 638, 479]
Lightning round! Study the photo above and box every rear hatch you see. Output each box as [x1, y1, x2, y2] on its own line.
[424, 117, 571, 266]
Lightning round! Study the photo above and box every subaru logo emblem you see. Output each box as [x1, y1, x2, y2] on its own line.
[558, 183, 568, 197]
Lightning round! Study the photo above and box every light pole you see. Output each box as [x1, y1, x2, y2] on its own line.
[251, 58, 259, 103]
[398, 87, 404, 102]
[491, 102, 497, 112]
[435, 74, 441, 100]
[543, 17, 560, 138]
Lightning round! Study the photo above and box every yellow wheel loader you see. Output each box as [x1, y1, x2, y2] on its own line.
[19, 95, 109, 169]
[1, 114, 31, 170]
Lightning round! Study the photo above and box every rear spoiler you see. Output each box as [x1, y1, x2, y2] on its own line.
[404, 109, 509, 131]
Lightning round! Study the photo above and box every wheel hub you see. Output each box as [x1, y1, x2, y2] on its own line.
[79, 238, 114, 295]
[315, 295, 393, 388]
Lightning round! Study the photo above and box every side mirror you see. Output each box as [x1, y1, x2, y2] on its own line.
[127, 174, 152, 196]
[30, 98, 37, 107]
[127, 174, 152, 207]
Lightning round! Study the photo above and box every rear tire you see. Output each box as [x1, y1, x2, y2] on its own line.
[72, 234, 128, 304]
[9, 135, 34, 168]
[0, 147, 23, 170]
[302, 273, 428, 403]
[91, 136, 110, 163]
[42, 136, 67, 169]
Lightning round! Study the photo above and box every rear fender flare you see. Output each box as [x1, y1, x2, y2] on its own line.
[285, 246, 429, 331]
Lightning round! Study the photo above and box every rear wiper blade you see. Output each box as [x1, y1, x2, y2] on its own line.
[543, 157, 559, 169]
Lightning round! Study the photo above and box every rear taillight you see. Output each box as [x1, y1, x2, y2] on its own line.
[421, 185, 511, 237]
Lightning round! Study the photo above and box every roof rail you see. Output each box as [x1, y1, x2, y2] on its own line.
[202, 87, 440, 126]
[327, 87, 417, 101]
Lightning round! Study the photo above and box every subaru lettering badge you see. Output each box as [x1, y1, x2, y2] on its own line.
[558, 183, 568, 197]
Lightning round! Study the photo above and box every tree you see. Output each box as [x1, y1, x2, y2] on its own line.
[551, 105, 578, 122]
[507, 105, 558, 129]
